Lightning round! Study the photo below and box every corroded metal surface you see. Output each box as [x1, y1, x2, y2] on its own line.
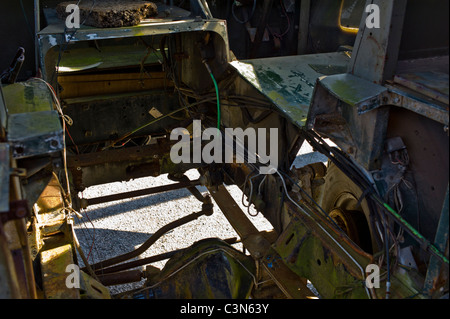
[40, 244, 79, 299]
[348, 0, 407, 84]
[7, 111, 63, 159]
[38, 17, 231, 80]
[386, 85, 449, 126]
[56, 1, 159, 28]
[314, 73, 387, 114]
[207, 184, 315, 299]
[1, 81, 53, 114]
[394, 72, 449, 105]
[230, 52, 350, 128]
[2, 80, 63, 159]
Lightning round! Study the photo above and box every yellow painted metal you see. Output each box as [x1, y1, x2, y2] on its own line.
[40, 244, 79, 299]
[58, 72, 172, 99]
[80, 271, 111, 299]
[1, 81, 54, 114]
[230, 52, 350, 128]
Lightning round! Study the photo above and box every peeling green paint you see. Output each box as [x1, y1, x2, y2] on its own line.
[2, 81, 53, 114]
[274, 216, 369, 299]
[230, 52, 350, 128]
[326, 79, 363, 106]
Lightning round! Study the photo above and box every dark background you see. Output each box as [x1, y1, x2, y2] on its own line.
[1, 0, 448, 82]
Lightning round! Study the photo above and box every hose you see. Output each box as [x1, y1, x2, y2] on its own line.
[202, 60, 221, 131]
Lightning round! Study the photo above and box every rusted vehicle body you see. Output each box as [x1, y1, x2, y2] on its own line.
[0, 0, 448, 299]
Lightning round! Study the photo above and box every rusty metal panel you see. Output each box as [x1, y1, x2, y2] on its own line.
[38, 18, 231, 81]
[79, 271, 111, 299]
[1, 78, 63, 159]
[348, 0, 408, 84]
[394, 72, 449, 105]
[1, 81, 53, 114]
[7, 110, 63, 159]
[207, 185, 315, 299]
[386, 85, 449, 126]
[317, 73, 387, 114]
[273, 208, 373, 299]
[230, 52, 350, 128]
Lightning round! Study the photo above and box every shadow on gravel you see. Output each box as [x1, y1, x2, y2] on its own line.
[74, 227, 155, 267]
[79, 187, 201, 221]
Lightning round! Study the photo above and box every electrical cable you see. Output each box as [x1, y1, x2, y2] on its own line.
[69, 217, 100, 281]
[202, 61, 221, 131]
[105, 97, 217, 150]
[247, 173, 261, 217]
[52, 172, 100, 275]
[30, 77, 73, 201]
[82, 209, 96, 262]
[303, 129, 449, 265]
[258, 175, 267, 195]
[231, 0, 257, 24]
[267, 0, 291, 39]
[279, 171, 345, 233]
[241, 169, 258, 208]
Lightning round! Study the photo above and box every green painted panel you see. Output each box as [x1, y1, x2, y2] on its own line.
[58, 46, 166, 73]
[230, 52, 351, 127]
[2, 81, 53, 114]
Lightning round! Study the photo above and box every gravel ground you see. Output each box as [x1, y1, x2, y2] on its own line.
[74, 142, 328, 296]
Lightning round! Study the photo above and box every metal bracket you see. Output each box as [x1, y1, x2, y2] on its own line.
[314, 73, 388, 115]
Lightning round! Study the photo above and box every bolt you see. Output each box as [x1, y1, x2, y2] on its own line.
[15, 207, 27, 218]
[15, 146, 24, 155]
[50, 139, 59, 148]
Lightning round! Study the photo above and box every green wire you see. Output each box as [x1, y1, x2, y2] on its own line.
[208, 71, 221, 131]
[377, 197, 449, 264]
